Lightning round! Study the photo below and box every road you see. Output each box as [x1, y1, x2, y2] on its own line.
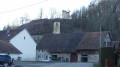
[11, 62, 93, 67]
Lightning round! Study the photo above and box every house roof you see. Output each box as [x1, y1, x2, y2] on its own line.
[37, 31, 110, 53]
[0, 40, 22, 54]
[0, 29, 23, 41]
[37, 33, 86, 53]
[76, 31, 109, 50]
[111, 41, 120, 53]
[18, 19, 73, 35]
[113, 41, 120, 50]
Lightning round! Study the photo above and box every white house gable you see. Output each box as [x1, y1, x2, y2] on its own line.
[104, 34, 111, 42]
[10, 29, 37, 61]
[104, 34, 111, 47]
[36, 50, 51, 61]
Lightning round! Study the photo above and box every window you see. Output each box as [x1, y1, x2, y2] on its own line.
[24, 36, 25, 40]
[56, 23, 58, 26]
[38, 55, 39, 58]
[8, 34, 11, 36]
[46, 56, 48, 59]
[81, 55, 88, 62]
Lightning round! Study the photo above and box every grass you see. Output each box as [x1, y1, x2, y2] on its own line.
[94, 62, 101, 67]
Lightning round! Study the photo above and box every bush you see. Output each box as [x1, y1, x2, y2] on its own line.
[99, 47, 115, 67]
[94, 62, 101, 67]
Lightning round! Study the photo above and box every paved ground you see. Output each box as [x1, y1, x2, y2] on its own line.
[12, 62, 93, 67]
[42, 63, 93, 67]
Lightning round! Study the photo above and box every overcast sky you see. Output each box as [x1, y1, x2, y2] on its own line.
[0, 0, 92, 30]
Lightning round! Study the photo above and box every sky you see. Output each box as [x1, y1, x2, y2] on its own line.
[0, 0, 93, 30]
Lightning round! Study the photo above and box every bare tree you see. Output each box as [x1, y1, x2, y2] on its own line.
[12, 18, 19, 26]
[49, 8, 62, 19]
[39, 8, 43, 19]
[55, 12, 61, 18]
[20, 14, 31, 25]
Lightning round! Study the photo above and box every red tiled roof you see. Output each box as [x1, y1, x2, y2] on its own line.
[76, 31, 109, 50]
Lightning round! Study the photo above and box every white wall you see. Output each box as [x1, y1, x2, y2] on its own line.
[9, 54, 21, 60]
[104, 34, 111, 42]
[36, 50, 51, 61]
[0, 53, 9, 55]
[104, 34, 111, 47]
[51, 53, 70, 62]
[10, 29, 37, 61]
[78, 54, 82, 62]
[88, 54, 99, 62]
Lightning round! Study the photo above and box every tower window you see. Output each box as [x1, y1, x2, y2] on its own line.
[56, 23, 58, 26]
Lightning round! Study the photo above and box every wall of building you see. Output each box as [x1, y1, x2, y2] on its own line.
[77, 54, 82, 62]
[77, 50, 99, 62]
[9, 54, 21, 60]
[88, 54, 99, 62]
[10, 29, 37, 61]
[104, 34, 112, 47]
[51, 53, 70, 62]
[36, 50, 51, 61]
[32, 35, 43, 43]
[37, 50, 99, 62]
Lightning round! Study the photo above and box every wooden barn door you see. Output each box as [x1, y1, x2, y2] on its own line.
[70, 53, 78, 62]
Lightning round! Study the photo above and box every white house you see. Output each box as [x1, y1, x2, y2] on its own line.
[0, 29, 37, 61]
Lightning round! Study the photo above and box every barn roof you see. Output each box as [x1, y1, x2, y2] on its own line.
[37, 31, 111, 53]
[76, 31, 109, 50]
[37, 33, 86, 53]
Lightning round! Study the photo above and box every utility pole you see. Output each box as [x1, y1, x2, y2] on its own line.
[100, 24, 102, 47]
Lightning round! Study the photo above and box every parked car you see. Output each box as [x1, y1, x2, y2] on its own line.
[0, 55, 13, 66]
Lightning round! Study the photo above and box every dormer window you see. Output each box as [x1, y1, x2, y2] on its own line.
[8, 34, 11, 36]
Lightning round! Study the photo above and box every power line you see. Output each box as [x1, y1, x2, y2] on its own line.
[0, 0, 48, 14]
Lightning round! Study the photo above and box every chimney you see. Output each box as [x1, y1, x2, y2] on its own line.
[62, 10, 70, 19]
[53, 22, 60, 34]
